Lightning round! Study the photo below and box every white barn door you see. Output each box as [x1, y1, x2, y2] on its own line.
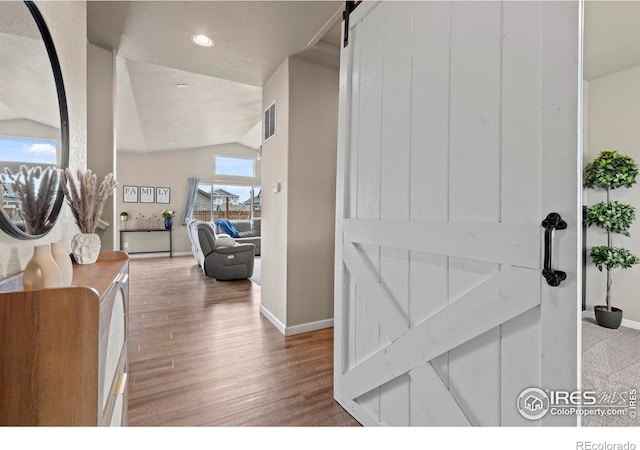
[334, 1, 581, 426]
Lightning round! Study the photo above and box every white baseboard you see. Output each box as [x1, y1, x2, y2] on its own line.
[259, 305, 333, 336]
[582, 309, 640, 330]
[259, 304, 286, 335]
[622, 318, 640, 331]
[286, 318, 334, 336]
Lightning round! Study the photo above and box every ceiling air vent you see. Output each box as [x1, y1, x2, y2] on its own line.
[264, 101, 276, 143]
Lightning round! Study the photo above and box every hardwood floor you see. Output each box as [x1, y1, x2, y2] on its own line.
[127, 256, 359, 426]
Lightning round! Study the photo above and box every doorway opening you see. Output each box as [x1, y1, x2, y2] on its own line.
[582, 1, 640, 426]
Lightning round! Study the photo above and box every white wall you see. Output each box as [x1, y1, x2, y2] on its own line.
[287, 56, 338, 326]
[585, 64, 640, 323]
[260, 56, 339, 331]
[260, 58, 290, 325]
[0, 1, 87, 280]
[88, 43, 116, 250]
[116, 143, 260, 254]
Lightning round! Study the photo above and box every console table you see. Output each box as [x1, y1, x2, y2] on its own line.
[119, 228, 172, 257]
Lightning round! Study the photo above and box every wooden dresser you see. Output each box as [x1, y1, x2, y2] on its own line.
[0, 251, 129, 426]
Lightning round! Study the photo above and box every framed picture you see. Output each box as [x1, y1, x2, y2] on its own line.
[156, 187, 170, 204]
[140, 186, 155, 203]
[123, 185, 138, 203]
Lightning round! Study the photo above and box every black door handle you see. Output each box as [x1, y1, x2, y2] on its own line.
[541, 213, 567, 287]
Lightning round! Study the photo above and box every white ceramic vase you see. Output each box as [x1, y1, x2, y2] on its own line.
[71, 233, 101, 264]
[23, 244, 62, 290]
[51, 241, 73, 286]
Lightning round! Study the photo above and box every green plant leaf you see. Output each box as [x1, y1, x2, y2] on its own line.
[584, 151, 638, 189]
[590, 245, 640, 271]
[586, 201, 635, 234]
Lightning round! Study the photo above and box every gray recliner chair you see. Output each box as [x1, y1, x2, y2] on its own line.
[196, 221, 255, 280]
[187, 219, 204, 267]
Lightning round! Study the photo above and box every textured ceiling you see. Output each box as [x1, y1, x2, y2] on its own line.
[87, 1, 342, 152]
[0, 32, 59, 128]
[22, 1, 639, 152]
[0, 2, 59, 130]
[116, 58, 262, 152]
[88, 1, 342, 87]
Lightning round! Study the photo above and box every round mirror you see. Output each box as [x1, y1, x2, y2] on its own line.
[0, 0, 69, 240]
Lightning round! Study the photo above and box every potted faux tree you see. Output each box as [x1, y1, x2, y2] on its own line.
[585, 150, 640, 329]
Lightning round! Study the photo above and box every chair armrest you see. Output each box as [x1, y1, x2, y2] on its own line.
[216, 243, 255, 254]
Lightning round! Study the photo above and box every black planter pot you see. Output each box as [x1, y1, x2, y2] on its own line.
[594, 305, 623, 329]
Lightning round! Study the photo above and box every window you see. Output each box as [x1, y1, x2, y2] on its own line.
[1, 136, 58, 221]
[192, 184, 213, 222]
[214, 156, 255, 177]
[0, 136, 57, 165]
[191, 183, 260, 222]
[249, 186, 261, 218]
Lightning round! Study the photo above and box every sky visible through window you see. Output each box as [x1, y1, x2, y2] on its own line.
[220, 185, 251, 203]
[215, 156, 254, 177]
[0, 136, 57, 165]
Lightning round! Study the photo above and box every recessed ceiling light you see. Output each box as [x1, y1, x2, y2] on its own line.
[176, 83, 188, 88]
[169, 142, 175, 146]
[191, 34, 214, 47]
[171, 122, 180, 125]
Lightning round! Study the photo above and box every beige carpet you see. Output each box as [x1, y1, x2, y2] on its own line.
[582, 316, 640, 426]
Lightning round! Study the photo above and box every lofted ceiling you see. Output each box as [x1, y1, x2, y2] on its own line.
[87, 1, 343, 153]
[5, 0, 630, 155]
[0, 2, 59, 132]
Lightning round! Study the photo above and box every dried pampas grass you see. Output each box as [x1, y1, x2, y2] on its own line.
[1, 165, 59, 235]
[61, 168, 118, 234]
